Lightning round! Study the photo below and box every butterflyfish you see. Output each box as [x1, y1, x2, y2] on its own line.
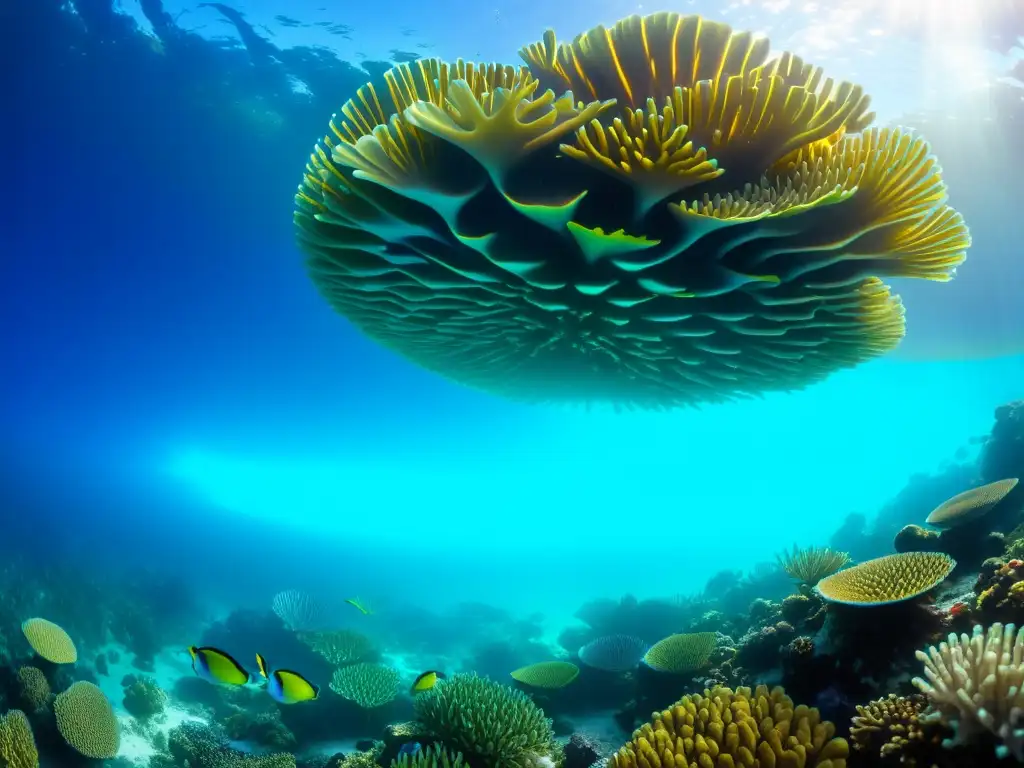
[188, 646, 251, 686]
[410, 670, 444, 693]
[255, 652, 320, 704]
[345, 597, 372, 615]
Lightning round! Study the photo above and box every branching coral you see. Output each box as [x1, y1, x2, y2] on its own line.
[609, 684, 848, 768]
[294, 12, 969, 408]
[850, 693, 931, 760]
[913, 622, 1024, 759]
[413, 673, 557, 768]
[123, 675, 167, 721]
[777, 545, 851, 586]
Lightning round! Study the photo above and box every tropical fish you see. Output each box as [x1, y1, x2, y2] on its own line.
[345, 597, 372, 615]
[255, 653, 320, 704]
[188, 646, 251, 686]
[398, 743, 422, 758]
[410, 670, 444, 693]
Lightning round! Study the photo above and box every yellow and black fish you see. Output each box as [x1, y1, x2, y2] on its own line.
[410, 670, 445, 694]
[255, 653, 320, 704]
[188, 646, 251, 686]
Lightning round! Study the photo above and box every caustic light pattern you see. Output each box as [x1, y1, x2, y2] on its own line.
[293, 12, 970, 408]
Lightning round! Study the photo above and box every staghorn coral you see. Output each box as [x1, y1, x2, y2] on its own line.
[293, 12, 968, 408]
[20, 618, 77, 663]
[609, 684, 848, 768]
[913, 622, 1024, 760]
[578, 635, 647, 673]
[815, 552, 955, 606]
[643, 632, 716, 673]
[510, 661, 579, 688]
[925, 479, 1019, 528]
[391, 743, 464, 768]
[15, 667, 50, 712]
[0, 709, 38, 768]
[329, 662, 400, 708]
[777, 546, 851, 586]
[298, 628, 374, 664]
[54, 680, 120, 759]
[413, 673, 557, 768]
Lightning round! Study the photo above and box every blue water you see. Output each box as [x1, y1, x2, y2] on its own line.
[4, 0, 1024, 634]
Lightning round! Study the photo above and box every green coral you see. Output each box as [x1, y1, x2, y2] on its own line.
[54, 681, 120, 759]
[0, 709, 38, 768]
[123, 676, 167, 721]
[392, 744, 464, 768]
[413, 673, 557, 768]
[299, 629, 374, 664]
[330, 663, 400, 708]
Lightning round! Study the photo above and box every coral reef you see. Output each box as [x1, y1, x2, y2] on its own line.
[329, 663, 401, 708]
[777, 546, 852, 586]
[294, 12, 967, 408]
[413, 673, 557, 768]
[122, 674, 168, 721]
[609, 684, 848, 768]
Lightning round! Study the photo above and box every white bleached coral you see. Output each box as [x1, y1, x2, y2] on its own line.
[912, 622, 1024, 759]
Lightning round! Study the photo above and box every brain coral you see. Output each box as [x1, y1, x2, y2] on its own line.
[413, 673, 556, 768]
[293, 12, 968, 408]
[54, 681, 120, 759]
[0, 709, 39, 768]
[815, 552, 956, 606]
[21, 618, 77, 664]
[610, 684, 848, 768]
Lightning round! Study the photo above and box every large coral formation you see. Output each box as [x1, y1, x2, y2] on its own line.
[0, 710, 38, 768]
[161, 721, 296, 768]
[913, 622, 1024, 760]
[643, 632, 716, 672]
[53, 680, 120, 759]
[510, 661, 579, 688]
[413, 673, 557, 768]
[925, 479, 1019, 528]
[329, 662, 400, 708]
[123, 674, 168, 721]
[20, 618, 77, 664]
[578, 635, 648, 672]
[815, 552, 955, 606]
[777, 546, 851, 586]
[609, 684, 848, 768]
[293, 12, 968, 407]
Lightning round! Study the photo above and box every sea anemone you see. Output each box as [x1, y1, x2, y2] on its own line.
[294, 12, 968, 408]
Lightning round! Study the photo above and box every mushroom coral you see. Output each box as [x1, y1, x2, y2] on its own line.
[294, 12, 969, 407]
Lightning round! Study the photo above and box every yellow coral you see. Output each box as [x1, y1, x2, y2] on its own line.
[21, 618, 77, 664]
[643, 632, 716, 673]
[54, 681, 120, 759]
[850, 693, 928, 758]
[294, 12, 969, 409]
[610, 684, 848, 768]
[0, 710, 38, 768]
[925, 478, 1019, 528]
[815, 552, 955, 606]
[15, 668, 50, 712]
[510, 661, 579, 688]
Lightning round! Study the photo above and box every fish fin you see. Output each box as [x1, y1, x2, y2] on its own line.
[255, 653, 269, 679]
[188, 646, 198, 659]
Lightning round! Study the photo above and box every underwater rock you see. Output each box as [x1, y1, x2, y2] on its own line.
[893, 524, 940, 553]
[981, 400, 1024, 493]
[562, 732, 610, 768]
[94, 653, 108, 676]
